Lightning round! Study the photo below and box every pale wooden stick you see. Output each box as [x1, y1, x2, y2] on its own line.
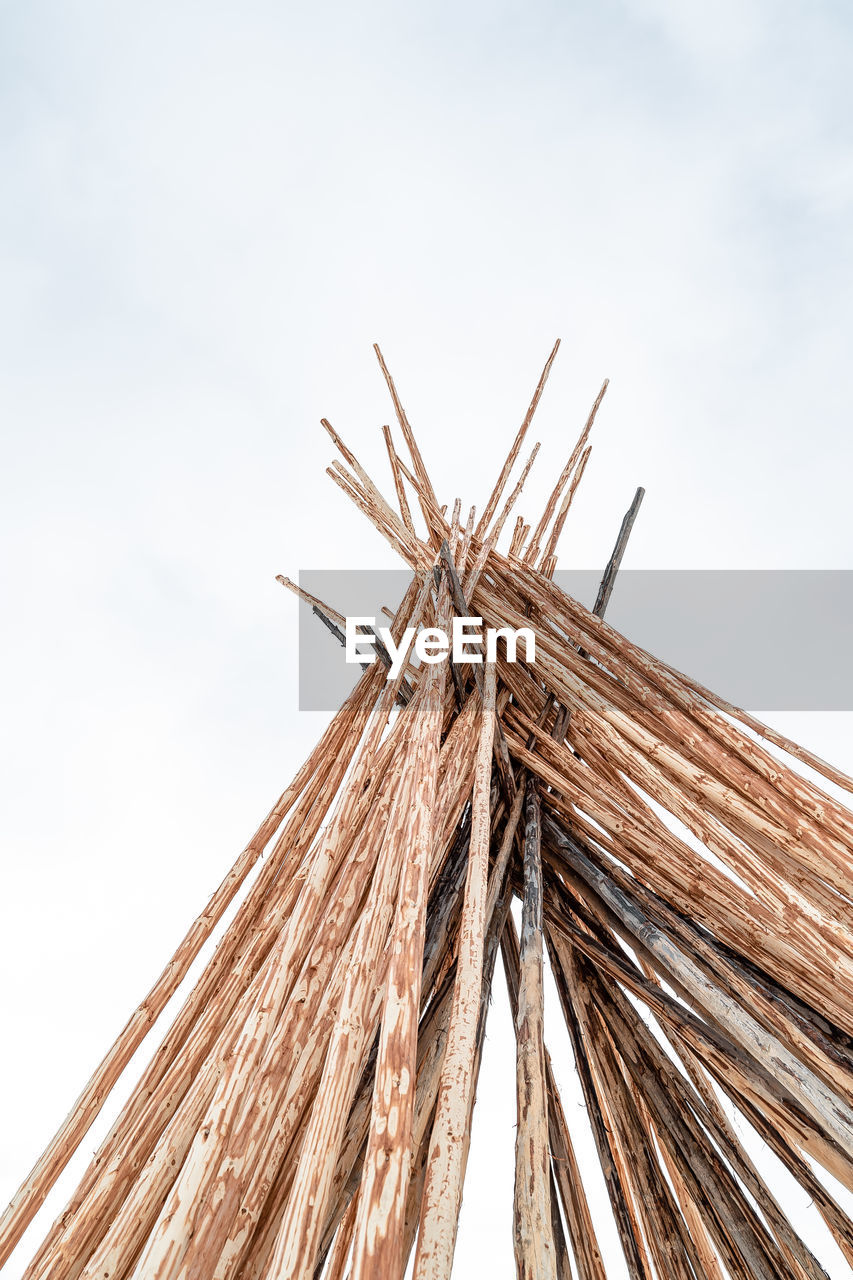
[475, 339, 560, 541]
[484, 784, 525, 927]
[349, 605, 449, 1279]
[538, 444, 592, 571]
[462, 442, 541, 602]
[655, 1135, 727, 1280]
[509, 515, 526, 558]
[389, 454, 450, 548]
[578, 990, 719, 1280]
[276, 575, 347, 629]
[373, 345, 439, 534]
[325, 464, 432, 572]
[458, 505, 476, 576]
[525, 378, 608, 564]
[322, 418, 410, 543]
[382, 423, 417, 536]
[412, 662, 497, 1280]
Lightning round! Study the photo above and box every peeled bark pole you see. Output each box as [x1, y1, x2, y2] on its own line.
[504, 918, 604, 1280]
[413, 661, 497, 1280]
[513, 779, 556, 1280]
[349, 609, 449, 1279]
[475, 340, 560, 541]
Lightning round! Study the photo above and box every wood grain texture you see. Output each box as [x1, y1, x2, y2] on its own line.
[512, 780, 556, 1280]
[412, 661, 497, 1280]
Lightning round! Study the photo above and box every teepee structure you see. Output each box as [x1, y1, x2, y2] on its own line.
[4, 342, 853, 1280]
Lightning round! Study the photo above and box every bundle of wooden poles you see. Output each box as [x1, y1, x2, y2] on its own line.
[5, 341, 853, 1280]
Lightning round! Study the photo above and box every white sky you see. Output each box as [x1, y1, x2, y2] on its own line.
[3, 2, 853, 1276]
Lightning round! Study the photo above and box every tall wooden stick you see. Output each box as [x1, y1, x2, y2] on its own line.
[475, 340, 560, 541]
[592, 486, 645, 616]
[513, 779, 556, 1279]
[349, 599, 449, 1279]
[525, 378, 608, 564]
[412, 662, 497, 1280]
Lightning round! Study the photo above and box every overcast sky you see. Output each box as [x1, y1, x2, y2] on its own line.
[3, 2, 853, 1277]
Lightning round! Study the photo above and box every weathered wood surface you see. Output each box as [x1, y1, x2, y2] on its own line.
[348, 580, 449, 1279]
[512, 780, 556, 1280]
[412, 661, 497, 1280]
[592, 485, 645, 616]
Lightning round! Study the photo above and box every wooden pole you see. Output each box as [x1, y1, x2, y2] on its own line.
[412, 661, 497, 1280]
[513, 779, 556, 1279]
